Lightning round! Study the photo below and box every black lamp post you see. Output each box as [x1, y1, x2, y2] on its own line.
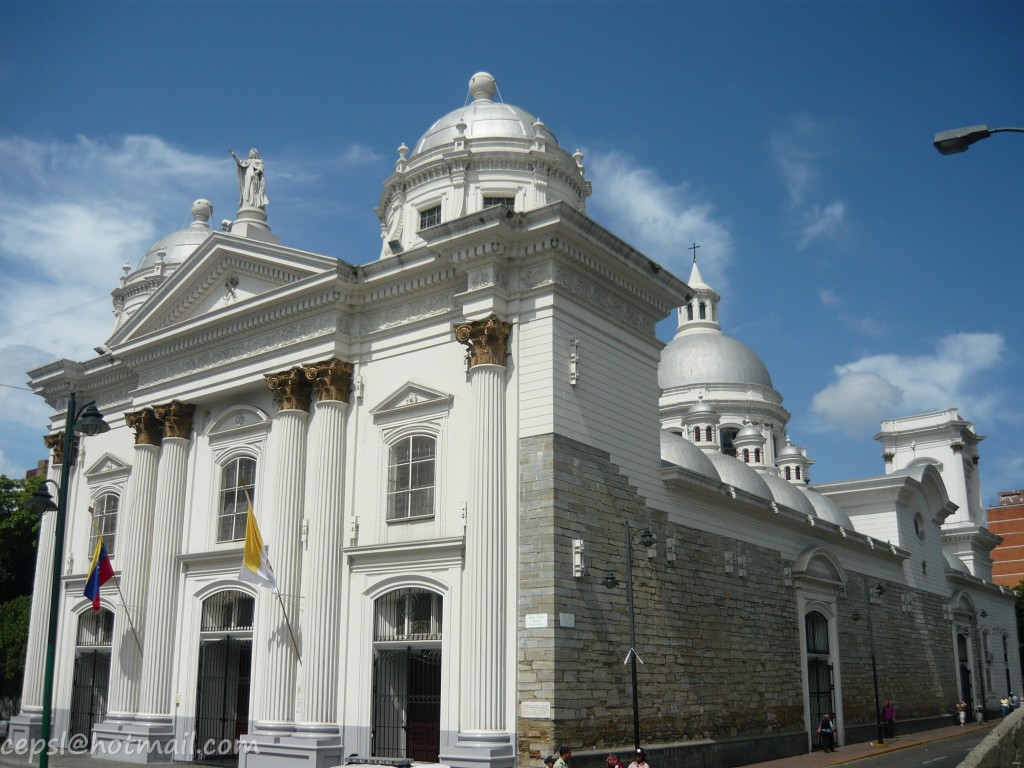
[863, 582, 885, 745]
[933, 124, 1024, 155]
[601, 521, 656, 751]
[23, 392, 110, 768]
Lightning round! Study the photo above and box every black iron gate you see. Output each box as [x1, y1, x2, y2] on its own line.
[194, 637, 252, 763]
[808, 659, 835, 750]
[69, 651, 111, 745]
[372, 647, 442, 762]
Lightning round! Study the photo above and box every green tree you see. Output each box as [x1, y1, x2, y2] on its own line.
[0, 472, 45, 718]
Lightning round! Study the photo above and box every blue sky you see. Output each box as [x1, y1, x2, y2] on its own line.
[1, 1, 1021, 505]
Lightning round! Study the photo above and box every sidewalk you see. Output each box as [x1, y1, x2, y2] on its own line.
[0, 722, 995, 768]
[740, 721, 994, 768]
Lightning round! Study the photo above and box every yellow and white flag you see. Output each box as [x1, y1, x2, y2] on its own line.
[238, 505, 279, 592]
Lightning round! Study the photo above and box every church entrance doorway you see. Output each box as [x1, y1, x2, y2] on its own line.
[805, 611, 835, 750]
[957, 632, 973, 707]
[193, 591, 254, 764]
[371, 589, 443, 762]
[69, 609, 114, 747]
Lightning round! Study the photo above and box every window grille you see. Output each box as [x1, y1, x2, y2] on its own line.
[374, 589, 443, 642]
[201, 591, 255, 633]
[76, 609, 114, 647]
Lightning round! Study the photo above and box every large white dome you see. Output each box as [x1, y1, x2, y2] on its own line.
[659, 329, 773, 390]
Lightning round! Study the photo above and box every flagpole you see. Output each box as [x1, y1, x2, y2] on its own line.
[88, 508, 143, 656]
[242, 490, 301, 662]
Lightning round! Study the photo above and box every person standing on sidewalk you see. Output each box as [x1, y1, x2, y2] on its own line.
[818, 713, 836, 752]
[957, 698, 968, 725]
[883, 700, 896, 737]
[627, 748, 649, 768]
[553, 745, 572, 768]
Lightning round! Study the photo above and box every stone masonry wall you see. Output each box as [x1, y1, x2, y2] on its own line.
[517, 433, 805, 764]
[835, 575, 959, 727]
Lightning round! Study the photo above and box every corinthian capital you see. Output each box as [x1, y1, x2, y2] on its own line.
[304, 358, 354, 403]
[454, 315, 512, 370]
[265, 366, 313, 412]
[153, 400, 196, 439]
[44, 432, 79, 465]
[125, 408, 163, 446]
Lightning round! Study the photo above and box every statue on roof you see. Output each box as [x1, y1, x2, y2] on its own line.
[230, 148, 268, 211]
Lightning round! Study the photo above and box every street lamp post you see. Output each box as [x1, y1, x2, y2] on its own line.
[933, 124, 1024, 155]
[602, 521, 656, 752]
[23, 391, 110, 768]
[863, 582, 885, 746]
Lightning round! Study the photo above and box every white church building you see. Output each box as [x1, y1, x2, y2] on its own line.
[9, 72, 1019, 768]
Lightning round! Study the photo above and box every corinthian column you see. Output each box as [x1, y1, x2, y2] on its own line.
[134, 402, 195, 736]
[8, 434, 77, 744]
[285, 359, 351, 766]
[248, 367, 310, 732]
[451, 316, 514, 760]
[96, 409, 162, 744]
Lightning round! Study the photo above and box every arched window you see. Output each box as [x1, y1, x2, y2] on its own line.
[785, 466, 792, 480]
[742, 448, 750, 463]
[805, 611, 829, 654]
[699, 302, 707, 319]
[89, 492, 119, 556]
[686, 304, 694, 321]
[201, 590, 255, 632]
[693, 427, 701, 442]
[705, 426, 713, 442]
[375, 588, 443, 641]
[795, 466, 802, 480]
[754, 448, 761, 463]
[219, 457, 256, 542]
[388, 435, 436, 520]
[720, 428, 738, 457]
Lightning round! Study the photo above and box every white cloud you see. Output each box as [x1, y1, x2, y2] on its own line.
[0, 134, 227, 476]
[586, 150, 734, 288]
[817, 285, 884, 337]
[810, 333, 1005, 437]
[799, 200, 845, 248]
[770, 116, 847, 249]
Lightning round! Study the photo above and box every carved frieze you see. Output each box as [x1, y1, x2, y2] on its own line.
[455, 315, 512, 370]
[265, 367, 312, 412]
[153, 400, 197, 439]
[44, 432, 79, 466]
[305, 358, 354, 403]
[125, 408, 163, 446]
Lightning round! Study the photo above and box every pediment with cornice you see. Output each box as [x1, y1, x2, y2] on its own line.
[109, 236, 340, 346]
[371, 383, 453, 422]
[84, 453, 131, 482]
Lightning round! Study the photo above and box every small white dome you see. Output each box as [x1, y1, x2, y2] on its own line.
[706, 452, 773, 501]
[661, 430, 721, 480]
[762, 472, 817, 518]
[799, 488, 854, 528]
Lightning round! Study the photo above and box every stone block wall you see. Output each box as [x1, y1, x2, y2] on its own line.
[517, 433, 805, 764]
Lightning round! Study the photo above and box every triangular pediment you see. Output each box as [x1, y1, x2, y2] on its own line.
[109, 234, 341, 346]
[371, 382, 454, 421]
[84, 453, 131, 482]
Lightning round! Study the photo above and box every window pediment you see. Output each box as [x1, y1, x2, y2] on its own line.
[371, 383, 453, 424]
[84, 454, 130, 483]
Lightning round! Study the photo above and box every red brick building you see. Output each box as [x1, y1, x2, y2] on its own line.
[990, 490, 1024, 587]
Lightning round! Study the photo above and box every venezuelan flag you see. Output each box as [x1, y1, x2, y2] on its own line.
[83, 538, 114, 611]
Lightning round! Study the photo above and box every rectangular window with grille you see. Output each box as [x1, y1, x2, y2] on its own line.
[483, 196, 516, 209]
[219, 457, 256, 542]
[419, 205, 441, 229]
[387, 435, 436, 520]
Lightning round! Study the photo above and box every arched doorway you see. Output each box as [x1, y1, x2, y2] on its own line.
[957, 631, 973, 708]
[194, 590, 254, 764]
[371, 588, 442, 762]
[805, 610, 835, 750]
[69, 609, 114, 746]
